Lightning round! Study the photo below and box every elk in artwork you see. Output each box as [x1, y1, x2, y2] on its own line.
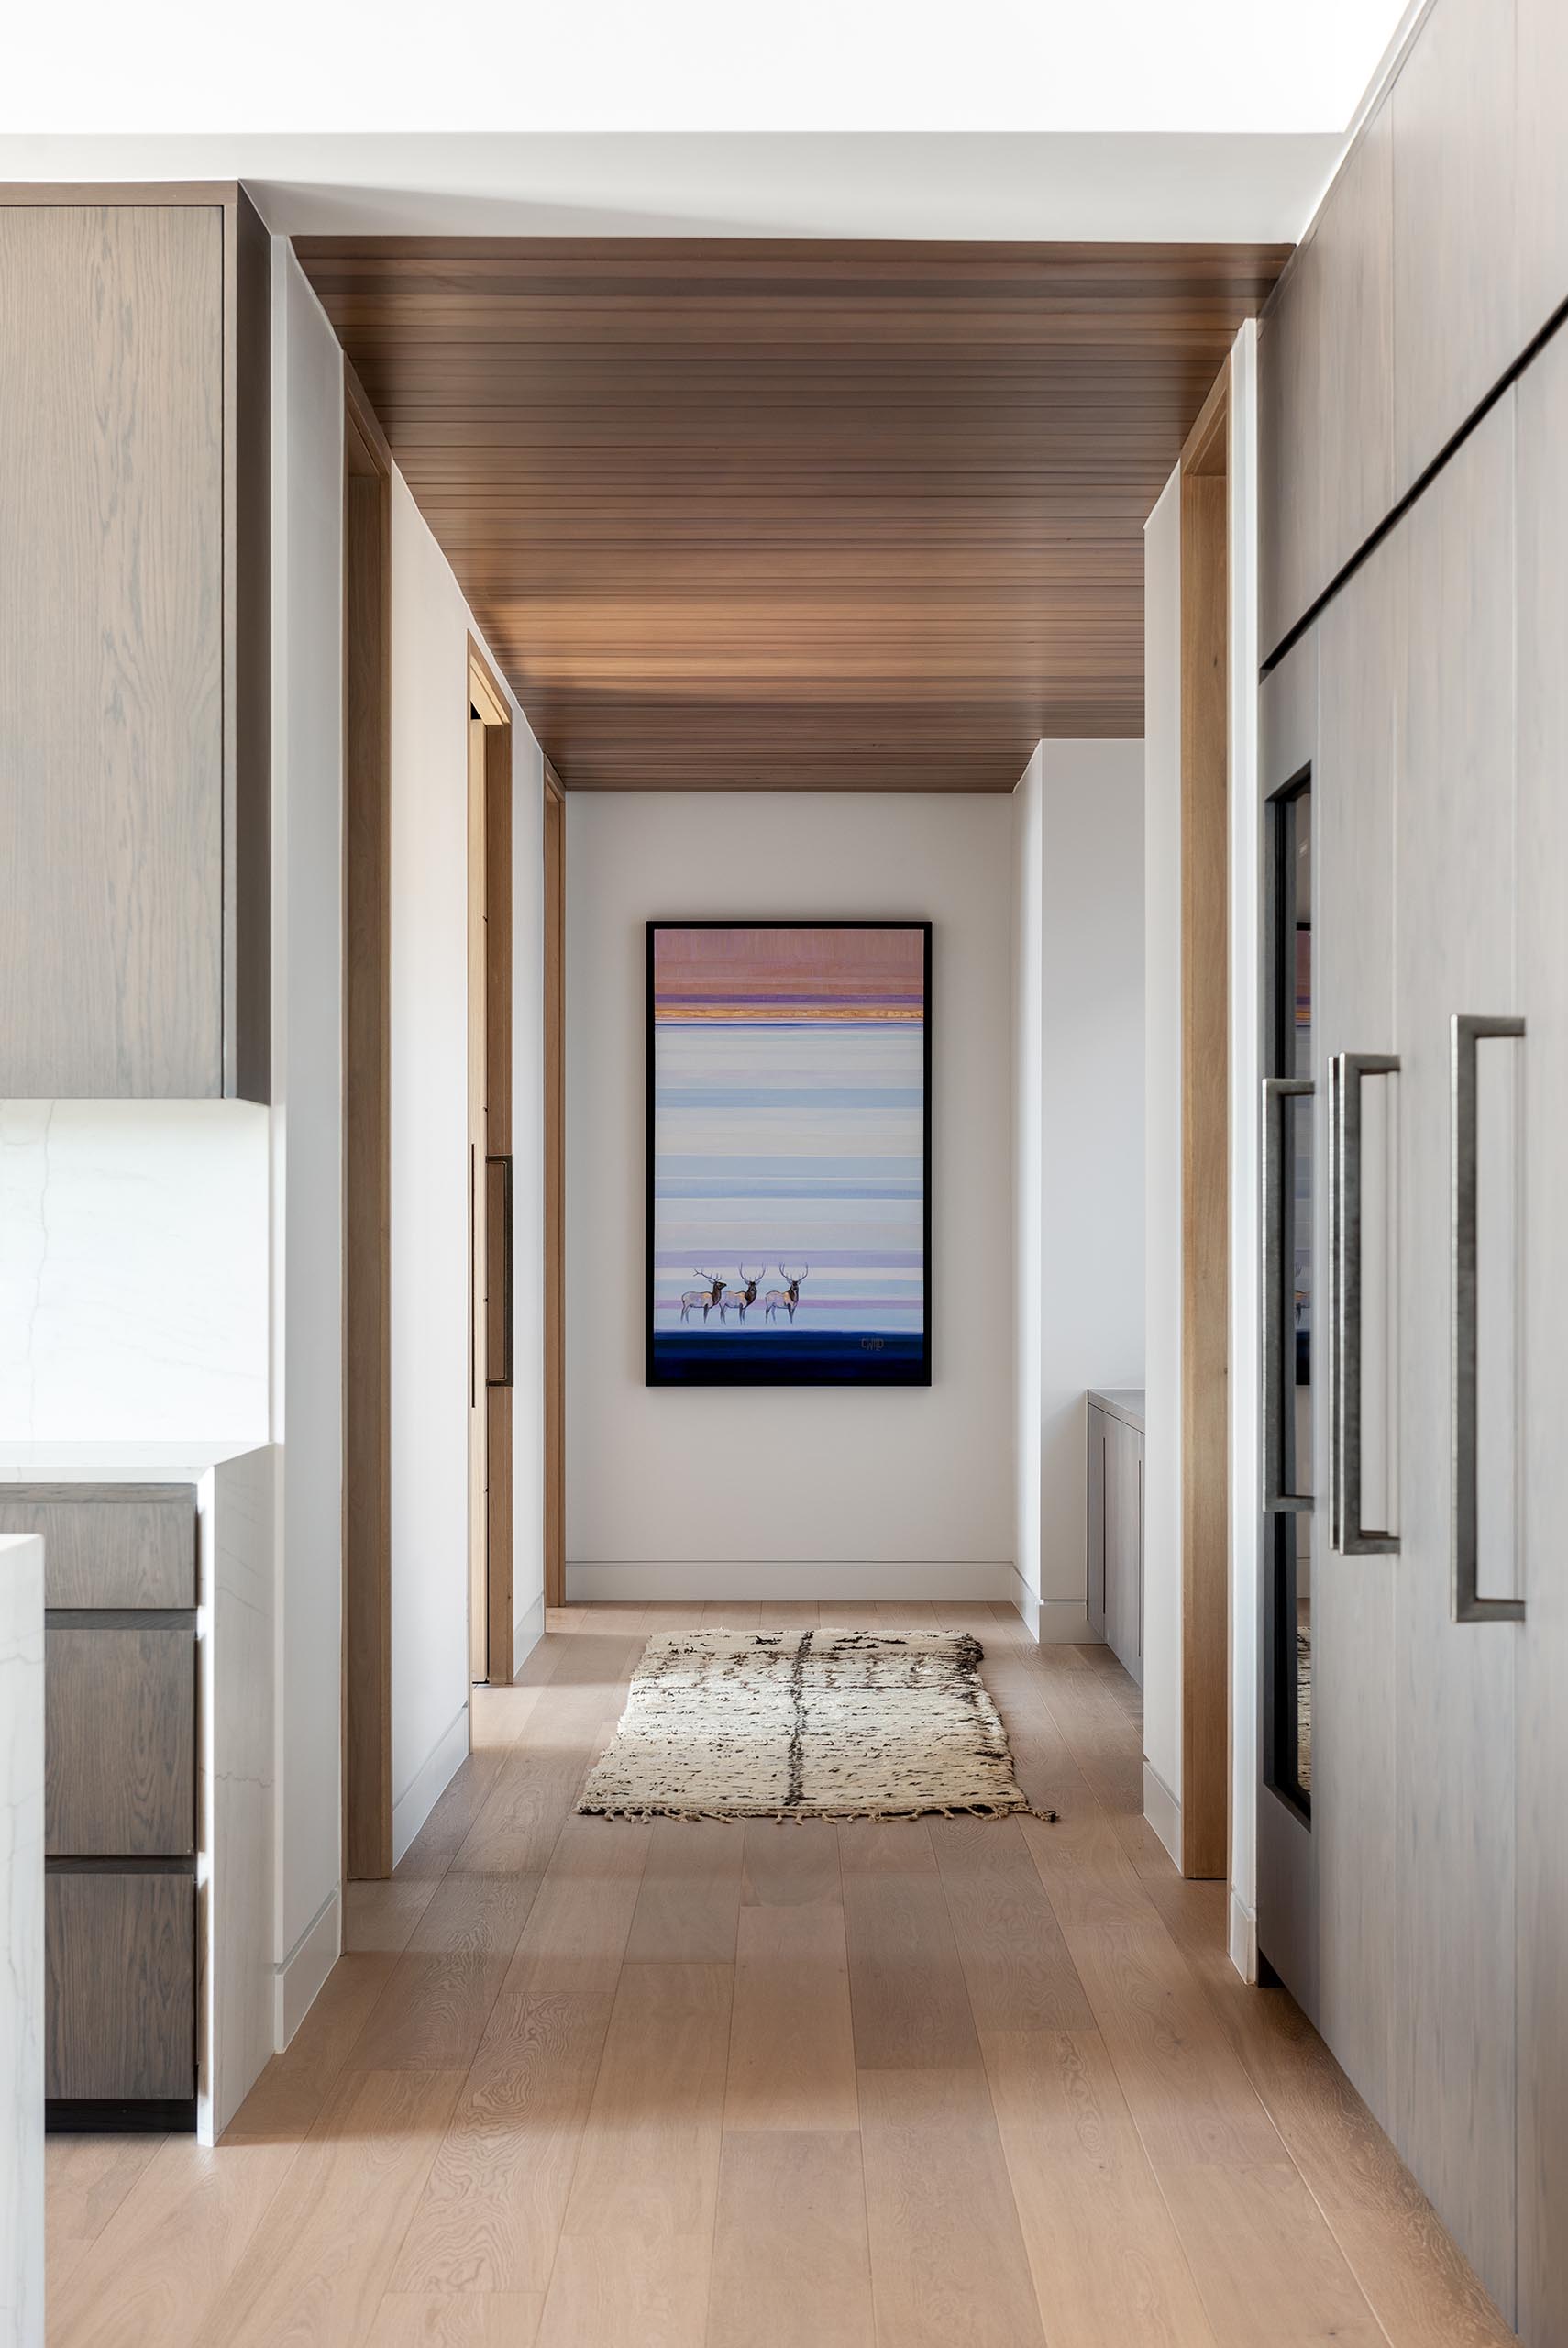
[679, 1269, 728, 1323]
[763, 1263, 810, 1322]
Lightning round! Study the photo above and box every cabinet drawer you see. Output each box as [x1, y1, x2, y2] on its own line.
[46, 1620, 194, 1856]
[0, 1488, 196, 1607]
[46, 1869, 195, 2100]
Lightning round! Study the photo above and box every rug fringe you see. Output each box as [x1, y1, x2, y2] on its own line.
[575, 1800, 1059, 1824]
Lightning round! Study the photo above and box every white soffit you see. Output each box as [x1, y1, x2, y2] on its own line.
[0, 132, 1346, 245]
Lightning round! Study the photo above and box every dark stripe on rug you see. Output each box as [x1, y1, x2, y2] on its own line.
[784, 1628, 814, 1810]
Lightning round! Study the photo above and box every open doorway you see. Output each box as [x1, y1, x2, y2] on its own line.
[1178, 364, 1231, 1878]
[468, 643, 515, 1686]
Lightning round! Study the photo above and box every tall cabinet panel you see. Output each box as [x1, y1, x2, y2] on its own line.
[1390, 0, 1518, 499]
[1392, 394, 1518, 2322]
[1514, 322, 1568, 2348]
[1310, 527, 1403, 2139]
[0, 189, 270, 1100]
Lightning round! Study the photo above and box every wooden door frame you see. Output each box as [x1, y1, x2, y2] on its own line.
[1179, 362, 1231, 1879]
[468, 639, 515, 1688]
[543, 761, 566, 1611]
[342, 361, 393, 1879]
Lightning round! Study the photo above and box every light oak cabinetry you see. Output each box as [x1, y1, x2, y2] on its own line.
[1259, 0, 1568, 662]
[1259, 313, 1568, 2346]
[1087, 1391, 1143, 1686]
[0, 185, 269, 1100]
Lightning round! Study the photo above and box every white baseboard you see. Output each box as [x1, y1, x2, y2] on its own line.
[565, 1560, 1022, 1603]
[1035, 1599, 1093, 1643]
[1229, 1889, 1258, 1984]
[1013, 1578, 1041, 1638]
[273, 1886, 339, 2052]
[391, 1701, 469, 1868]
[1143, 1757, 1182, 1867]
[513, 1589, 546, 1671]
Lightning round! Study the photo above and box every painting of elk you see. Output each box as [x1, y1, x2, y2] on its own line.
[679, 1269, 727, 1323]
[647, 921, 930, 1386]
[720, 1264, 767, 1321]
[763, 1263, 810, 1322]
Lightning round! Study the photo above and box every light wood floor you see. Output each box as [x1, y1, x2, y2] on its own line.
[48, 1600, 1511, 2348]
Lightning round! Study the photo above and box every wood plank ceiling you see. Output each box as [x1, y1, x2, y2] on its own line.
[297, 238, 1288, 791]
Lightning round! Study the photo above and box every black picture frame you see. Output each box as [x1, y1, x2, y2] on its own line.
[645, 918, 933, 1388]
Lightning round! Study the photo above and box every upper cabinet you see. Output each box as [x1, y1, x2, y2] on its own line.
[1260, 108, 1394, 660]
[0, 189, 270, 1100]
[1390, 0, 1518, 499]
[1260, 0, 1568, 664]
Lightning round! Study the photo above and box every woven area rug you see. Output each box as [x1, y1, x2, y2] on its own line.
[577, 1627, 1050, 1822]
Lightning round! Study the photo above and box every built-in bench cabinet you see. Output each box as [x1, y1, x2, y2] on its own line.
[0, 1485, 198, 2121]
[0, 185, 271, 1101]
[1087, 1390, 1143, 1686]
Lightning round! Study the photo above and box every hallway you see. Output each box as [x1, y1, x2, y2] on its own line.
[45, 1602, 1507, 2348]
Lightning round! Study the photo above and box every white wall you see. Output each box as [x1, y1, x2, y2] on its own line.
[0, 1102, 270, 1442]
[510, 733, 547, 1663]
[564, 791, 1015, 1601]
[1018, 742, 1145, 1641]
[1143, 466, 1184, 1857]
[1226, 322, 1262, 1982]
[388, 473, 546, 1860]
[1012, 749, 1045, 1633]
[270, 244, 346, 2029]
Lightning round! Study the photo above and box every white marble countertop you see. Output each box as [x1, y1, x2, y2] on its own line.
[0, 1440, 270, 1482]
[1088, 1386, 1145, 1431]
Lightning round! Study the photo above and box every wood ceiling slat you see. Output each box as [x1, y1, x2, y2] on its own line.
[296, 236, 1284, 789]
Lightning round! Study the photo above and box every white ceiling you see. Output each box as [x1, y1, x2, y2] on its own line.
[0, 131, 1351, 243]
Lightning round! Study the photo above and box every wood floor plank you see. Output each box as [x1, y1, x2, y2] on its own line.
[981, 2029, 1219, 2347]
[835, 1818, 938, 1875]
[929, 1816, 1097, 2032]
[1022, 1804, 1166, 1930]
[844, 1869, 980, 2070]
[367, 2294, 546, 2346]
[225, 1953, 400, 2140]
[394, 1753, 509, 1881]
[726, 1900, 858, 2131]
[347, 1949, 513, 2074]
[857, 2066, 1046, 2348]
[347, 1876, 442, 1954]
[390, 1991, 613, 2296]
[535, 2232, 712, 2348]
[742, 1817, 842, 1907]
[624, 1818, 744, 1962]
[538, 1962, 733, 2348]
[502, 1818, 650, 1995]
[1061, 1919, 1284, 2167]
[1156, 2164, 1386, 2348]
[48, 2137, 298, 2348]
[45, 2132, 162, 2270]
[203, 2069, 465, 2348]
[708, 2131, 876, 2348]
[756, 1599, 821, 1629]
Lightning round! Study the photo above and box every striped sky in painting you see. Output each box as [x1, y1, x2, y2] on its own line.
[652, 925, 926, 1335]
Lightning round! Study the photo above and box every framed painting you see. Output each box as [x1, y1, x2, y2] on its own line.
[646, 920, 933, 1386]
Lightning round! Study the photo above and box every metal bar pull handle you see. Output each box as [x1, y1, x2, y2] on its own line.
[1330, 1052, 1400, 1555]
[1262, 1076, 1313, 1513]
[1452, 1013, 1525, 1623]
[485, 1154, 514, 1389]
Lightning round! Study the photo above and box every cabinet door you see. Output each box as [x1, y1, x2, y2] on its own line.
[1086, 1407, 1109, 1642]
[1391, 0, 1518, 498]
[1514, 320, 1568, 2348]
[46, 1623, 195, 1856]
[0, 1489, 197, 1608]
[1394, 393, 1518, 2320]
[1312, 522, 1404, 2136]
[0, 205, 225, 1097]
[46, 1869, 194, 2100]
